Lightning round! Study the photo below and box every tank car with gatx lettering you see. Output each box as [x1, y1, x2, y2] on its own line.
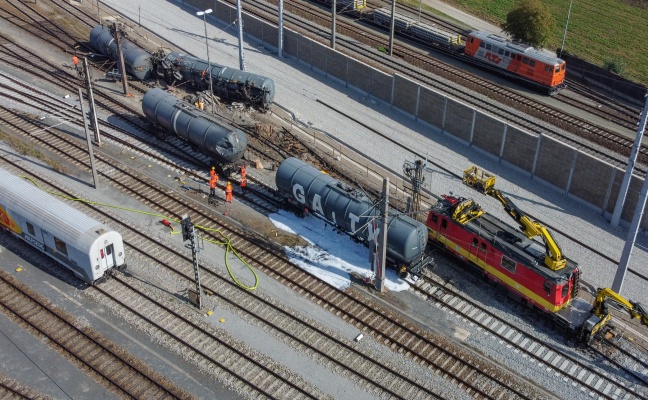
[0, 167, 127, 285]
[276, 157, 431, 276]
[89, 25, 152, 81]
[142, 88, 247, 164]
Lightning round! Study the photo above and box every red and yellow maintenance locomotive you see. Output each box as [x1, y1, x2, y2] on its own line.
[464, 31, 566, 94]
[425, 167, 580, 318]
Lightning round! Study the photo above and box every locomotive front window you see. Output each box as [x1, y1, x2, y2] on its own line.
[562, 284, 569, 298]
[54, 237, 68, 256]
[555, 66, 560, 73]
[26, 222, 35, 236]
[561, 64, 566, 71]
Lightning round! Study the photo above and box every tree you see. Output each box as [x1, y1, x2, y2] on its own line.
[501, 0, 554, 49]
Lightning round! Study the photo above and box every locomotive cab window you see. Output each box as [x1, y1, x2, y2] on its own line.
[522, 57, 529, 65]
[431, 214, 438, 223]
[562, 284, 569, 298]
[441, 219, 447, 229]
[472, 238, 478, 246]
[561, 64, 566, 71]
[26, 222, 35, 236]
[501, 256, 516, 273]
[544, 281, 551, 295]
[480, 243, 487, 252]
[529, 60, 535, 67]
[516, 54, 522, 61]
[555, 66, 560, 73]
[54, 237, 68, 256]
[470, 37, 475, 43]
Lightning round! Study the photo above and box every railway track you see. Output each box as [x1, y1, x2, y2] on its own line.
[0, 270, 191, 399]
[0, 97, 550, 398]
[236, 0, 648, 170]
[411, 267, 648, 399]
[2, 0, 644, 285]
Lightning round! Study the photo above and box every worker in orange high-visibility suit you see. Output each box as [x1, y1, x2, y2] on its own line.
[240, 176, 247, 195]
[72, 55, 79, 66]
[225, 182, 233, 202]
[240, 164, 246, 180]
[209, 176, 217, 197]
[210, 166, 216, 180]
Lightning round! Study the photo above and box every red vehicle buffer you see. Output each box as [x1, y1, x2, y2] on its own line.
[425, 167, 580, 323]
[464, 31, 566, 94]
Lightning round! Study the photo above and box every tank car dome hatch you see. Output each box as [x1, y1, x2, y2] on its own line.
[142, 88, 248, 164]
[89, 25, 152, 81]
[276, 158, 429, 269]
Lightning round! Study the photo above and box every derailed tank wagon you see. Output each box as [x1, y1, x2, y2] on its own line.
[160, 52, 275, 111]
[88, 26, 275, 110]
[142, 88, 248, 164]
[276, 157, 432, 276]
[89, 25, 153, 80]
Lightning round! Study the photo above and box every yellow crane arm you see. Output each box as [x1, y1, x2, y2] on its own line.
[593, 288, 648, 326]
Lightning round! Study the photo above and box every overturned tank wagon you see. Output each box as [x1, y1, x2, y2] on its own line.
[162, 51, 275, 110]
[142, 88, 248, 164]
[276, 157, 431, 276]
[89, 25, 153, 81]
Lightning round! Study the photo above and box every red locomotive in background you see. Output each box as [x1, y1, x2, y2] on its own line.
[464, 31, 567, 94]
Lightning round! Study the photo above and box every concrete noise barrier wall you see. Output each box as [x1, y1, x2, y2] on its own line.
[183, 0, 647, 229]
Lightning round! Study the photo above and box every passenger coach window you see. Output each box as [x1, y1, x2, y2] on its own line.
[26, 222, 35, 236]
[498, 49, 504, 55]
[54, 237, 68, 256]
[529, 60, 536, 67]
[505, 51, 510, 57]
[522, 57, 529, 64]
[486, 44, 492, 50]
[479, 41, 485, 48]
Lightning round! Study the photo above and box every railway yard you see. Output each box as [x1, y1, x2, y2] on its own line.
[1, 0, 648, 399]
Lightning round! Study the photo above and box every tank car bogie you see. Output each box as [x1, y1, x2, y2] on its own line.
[0, 167, 127, 285]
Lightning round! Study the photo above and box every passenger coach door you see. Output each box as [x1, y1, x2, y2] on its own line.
[102, 243, 116, 269]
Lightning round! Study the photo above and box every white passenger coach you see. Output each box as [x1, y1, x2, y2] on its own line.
[0, 167, 126, 284]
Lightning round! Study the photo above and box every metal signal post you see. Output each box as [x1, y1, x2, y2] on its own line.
[181, 214, 203, 309]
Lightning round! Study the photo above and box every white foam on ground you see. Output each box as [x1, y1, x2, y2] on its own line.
[269, 210, 410, 292]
